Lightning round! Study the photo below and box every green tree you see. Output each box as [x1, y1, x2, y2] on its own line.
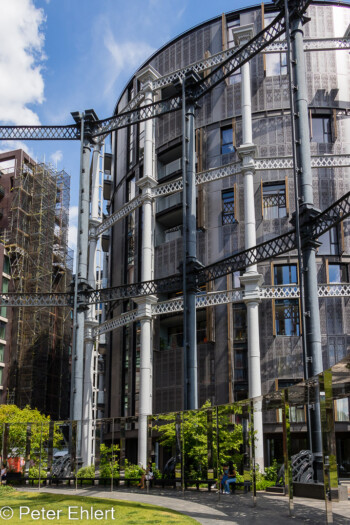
[0, 405, 61, 464]
[153, 401, 243, 479]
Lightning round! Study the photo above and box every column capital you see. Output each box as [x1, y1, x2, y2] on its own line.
[85, 319, 99, 341]
[237, 144, 257, 173]
[135, 295, 157, 320]
[89, 218, 101, 240]
[136, 175, 158, 192]
[136, 65, 160, 92]
[240, 272, 264, 303]
[232, 24, 254, 46]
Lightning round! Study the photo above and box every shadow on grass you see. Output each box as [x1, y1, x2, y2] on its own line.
[0, 491, 197, 523]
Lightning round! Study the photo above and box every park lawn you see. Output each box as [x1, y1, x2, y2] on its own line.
[0, 490, 198, 525]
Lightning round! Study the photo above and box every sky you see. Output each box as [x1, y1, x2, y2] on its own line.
[0, 0, 262, 255]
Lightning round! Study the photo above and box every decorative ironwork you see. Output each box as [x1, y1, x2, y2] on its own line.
[318, 284, 350, 297]
[198, 230, 297, 284]
[95, 310, 138, 336]
[265, 37, 350, 53]
[92, 97, 182, 138]
[194, 9, 289, 99]
[153, 177, 183, 197]
[310, 190, 350, 239]
[0, 293, 72, 307]
[261, 285, 299, 299]
[96, 195, 143, 236]
[255, 154, 350, 171]
[0, 124, 79, 141]
[196, 160, 241, 185]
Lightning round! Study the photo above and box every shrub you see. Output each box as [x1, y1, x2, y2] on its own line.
[256, 479, 276, 490]
[0, 485, 15, 494]
[76, 465, 95, 479]
[264, 459, 279, 483]
[28, 466, 47, 479]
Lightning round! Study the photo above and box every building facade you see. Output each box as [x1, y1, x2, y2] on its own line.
[0, 149, 72, 420]
[104, 2, 350, 469]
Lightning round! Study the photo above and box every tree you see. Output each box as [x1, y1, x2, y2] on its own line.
[0, 405, 61, 463]
[153, 401, 243, 479]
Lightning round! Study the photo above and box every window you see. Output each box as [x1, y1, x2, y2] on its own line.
[233, 303, 247, 341]
[262, 181, 287, 219]
[264, 12, 287, 77]
[234, 345, 248, 381]
[221, 127, 235, 155]
[126, 177, 136, 283]
[222, 189, 235, 225]
[3, 256, 10, 275]
[335, 398, 350, 422]
[226, 20, 241, 84]
[0, 322, 5, 341]
[328, 263, 348, 283]
[232, 271, 243, 289]
[266, 52, 287, 76]
[318, 227, 340, 255]
[311, 116, 332, 143]
[1, 278, 8, 318]
[0, 344, 4, 362]
[274, 265, 300, 336]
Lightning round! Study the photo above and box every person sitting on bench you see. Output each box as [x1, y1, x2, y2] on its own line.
[224, 462, 236, 494]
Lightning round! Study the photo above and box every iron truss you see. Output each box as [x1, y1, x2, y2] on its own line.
[0, 3, 311, 142]
[96, 154, 350, 236]
[0, 293, 72, 307]
[95, 195, 143, 237]
[2, 189, 350, 308]
[92, 96, 181, 139]
[265, 37, 350, 53]
[309, 190, 350, 239]
[0, 124, 79, 141]
[198, 230, 297, 284]
[94, 283, 350, 336]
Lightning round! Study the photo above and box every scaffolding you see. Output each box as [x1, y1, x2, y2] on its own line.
[2, 159, 72, 419]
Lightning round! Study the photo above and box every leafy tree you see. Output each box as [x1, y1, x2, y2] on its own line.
[0, 405, 61, 464]
[99, 444, 120, 478]
[153, 401, 243, 479]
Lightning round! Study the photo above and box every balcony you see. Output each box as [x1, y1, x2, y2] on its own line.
[102, 234, 110, 252]
[158, 158, 182, 182]
[156, 192, 182, 215]
[103, 175, 112, 201]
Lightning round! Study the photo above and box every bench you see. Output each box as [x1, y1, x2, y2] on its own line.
[14, 476, 252, 493]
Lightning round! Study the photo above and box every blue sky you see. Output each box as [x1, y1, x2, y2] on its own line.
[0, 0, 262, 252]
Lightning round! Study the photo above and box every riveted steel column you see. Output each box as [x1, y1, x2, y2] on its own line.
[186, 96, 198, 411]
[181, 72, 200, 411]
[70, 112, 92, 463]
[290, 3, 323, 476]
[81, 141, 102, 466]
[135, 65, 159, 468]
[234, 24, 264, 471]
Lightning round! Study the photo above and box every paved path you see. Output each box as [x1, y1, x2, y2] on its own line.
[18, 486, 350, 524]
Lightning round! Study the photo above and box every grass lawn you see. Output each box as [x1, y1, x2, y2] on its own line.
[0, 489, 198, 524]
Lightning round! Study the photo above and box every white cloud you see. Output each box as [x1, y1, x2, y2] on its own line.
[103, 30, 155, 95]
[50, 150, 63, 166]
[68, 224, 77, 252]
[69, 206, 79, 221]
[68, 206, 78, 268]
[0, 140, 35, 158]
[0, 0, 46, 125]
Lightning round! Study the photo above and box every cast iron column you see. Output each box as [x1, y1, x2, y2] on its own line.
[135, 65, 159, 468]
[233, 25, 264, 470]
[182, 72, 200, 411]
[81, 140, 102, 466]
[289, 1, 323, 478]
